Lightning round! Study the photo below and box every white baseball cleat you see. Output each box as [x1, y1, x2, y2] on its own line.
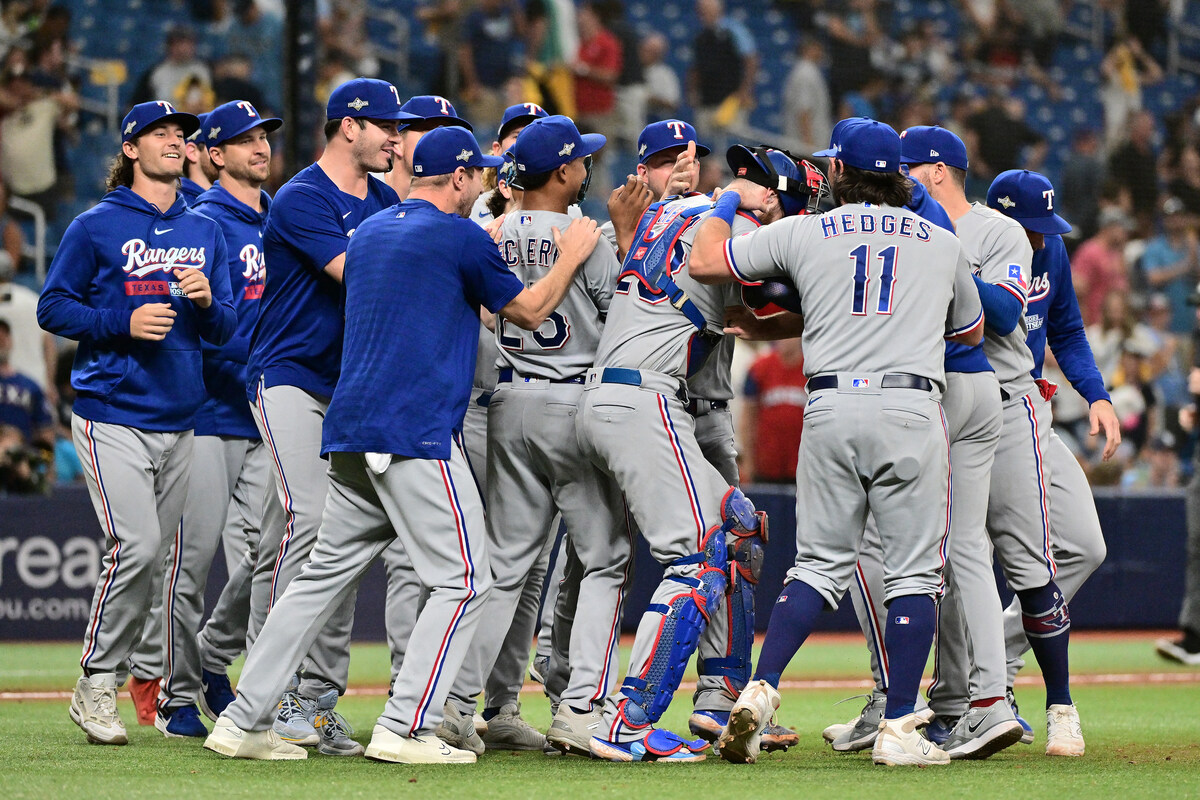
[204, 715, 307, 760]
[717, 680, 781, 764]
[364, 725, 477, 764]
[1045, 704, 1085, 757]
[70, 673, 128, 745]
[872, 713, 950, 767]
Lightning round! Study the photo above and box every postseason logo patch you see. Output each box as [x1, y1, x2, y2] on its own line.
[1008, 264, 1027, 290]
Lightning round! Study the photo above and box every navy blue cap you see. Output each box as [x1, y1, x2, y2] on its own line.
[205, 100, 282, 147]
[326, 78, 417, 121]
[411, 126, 504, 176]
[835, 120, 901, 173]
[900, 125, 968, 170]
[727, 144, 818, 216]
[186, 112, 210, 143]
[987, 169, 1072, 234]
[637, 119, 710, 163]
[498, 102, 549, 141]
[122, 101, 200, 143]
[813, 116, 871, 157]
[400, 95, 472, 132]
[508, 115, 606, 177]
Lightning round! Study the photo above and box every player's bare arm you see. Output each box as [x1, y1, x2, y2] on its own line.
[129, 302, 176, 341]
[723, 305, 804, 341]
[322, 252, 346, 283]
[1089, 399, 1121, 461]
[173, 268, 213, 309]
[947, 324, 984, 347]
[607, 175, 654, 259]
[689, 180, 772, 283]
[500, 217, 601, 330]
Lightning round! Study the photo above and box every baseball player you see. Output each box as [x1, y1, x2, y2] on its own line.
[470, 102, 550, 224]
[689, 119, 984, 766]
[37, 100, 235, 746]
[987, 169, 1118, 744]
[438, 115, 632, 757]
[179, 112, 216, 204]
[382, 94, 473, 201]
[905, 131, 1085, 758]
[204, 124, 601, 763]
[153, 100, 281, 737]
[245, 77, 413, 755]
[573, 141, 818, 762]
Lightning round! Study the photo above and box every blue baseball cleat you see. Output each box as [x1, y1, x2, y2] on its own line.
[199, 670, 236, 722]
[1007, 690, 1035, 745]
[589, 729, 709, 762]
[923, 715, 958, 746]
[156, 704, 209, 738]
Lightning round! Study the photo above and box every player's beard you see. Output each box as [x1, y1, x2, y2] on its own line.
[226, 159, 270, 186]
[828, 170, 846, 206]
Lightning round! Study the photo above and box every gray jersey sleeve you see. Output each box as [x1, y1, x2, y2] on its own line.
[946, 247, 984, 337]
[599, 220, 619, 254]
[725, 216, 804, 285]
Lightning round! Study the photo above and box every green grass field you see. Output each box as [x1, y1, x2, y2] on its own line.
[3, 635, 1199, 799]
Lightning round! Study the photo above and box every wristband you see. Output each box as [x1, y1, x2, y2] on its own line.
[710, 190, 741, 225]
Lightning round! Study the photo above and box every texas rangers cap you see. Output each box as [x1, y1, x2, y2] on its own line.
[900, 125, 968, 170]
[813, 116, 870, 157]
[835, 119, 902, 173]
[986, 169, 1072, 234]
[508, 115, 606, 177]
[121, 101, 200, 143]
[326, 78, 417, 121]
[399, 95, 473, 132]
[498, 102, 549, 142]
[186, 112, 210, 143]
[637, 119, 710, 164]
[205, 100, 282, 147]
[411, 126, 504, 176]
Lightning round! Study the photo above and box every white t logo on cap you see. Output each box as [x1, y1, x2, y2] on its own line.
[667, 121, 686, 139]
[435, 97, 451, 115]
[236, 101, 256, 117]
[524, 102, 543, 115]
[1043, 188, 1055, 210]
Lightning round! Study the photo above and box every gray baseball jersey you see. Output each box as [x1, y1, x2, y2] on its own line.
[956, 204, 1035, 398]
[495, 210, 622, 379]
[726, 203, 983, 389]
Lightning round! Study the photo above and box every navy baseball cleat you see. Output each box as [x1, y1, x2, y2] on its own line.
[923, 715, 958, 746]
[1007, 689, 1035, 744]
[156, 704, 209, 738]
[199, 670, 236, 721]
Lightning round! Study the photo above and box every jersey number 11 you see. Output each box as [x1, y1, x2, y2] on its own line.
[849, 244, 898, 316]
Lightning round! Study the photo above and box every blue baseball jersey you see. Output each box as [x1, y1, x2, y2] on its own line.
[1025, 234, 1109, 405]
[248, 165, 399, 401]
[190, 181, 270, 438]
[908, 179, 993, 375]
[322, 199, 524, 460]
[179, 177, 206, 206]
[0, 370, 53, 440]
[37, 186, 236, 431]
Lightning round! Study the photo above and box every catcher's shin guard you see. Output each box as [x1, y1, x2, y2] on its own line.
[618, 527, 728, 728]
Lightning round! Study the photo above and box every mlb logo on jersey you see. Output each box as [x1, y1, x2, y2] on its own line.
[519, 214, 533, 225]
[852, 378, 869, 388]
[1008, 263, 1028, 290]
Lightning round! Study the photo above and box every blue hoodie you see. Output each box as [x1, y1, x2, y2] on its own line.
[37, 186, 236, 431]
[191, 181, 270, 438]
[179, 176, 206, 206]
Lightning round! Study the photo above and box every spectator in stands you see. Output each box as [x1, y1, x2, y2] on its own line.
[814, 0, 881, 106]
[0, 317, 54, 493]
[1087, 289, 1156, 385]
[572, 2, 620, 197]
[524, 0, 578, 117]
[51, 343, 81, 485]
[1158, 353, 1200, 664]
[459, 0, 524, 142]
[740, 338, 806, 485]
[1007, 0, 1065, 69]
[131, 24, 214, 109]
[0, 245, 54, 400]
[595, 0, 643, 149]
[689, 0, 757, 153]
[964, 90, 1046, 187]
[1108, 109, 1161, 234]
[1100, 35, 1162, 154]
[1123, 0, 1171, 59]
[1076, 210, 1135, 328]
[1168, 144, 1200, 217]
[783, 36, 831, 156]
[640, 32, 680, 118]
[211, 52, 267, 112]
[0, 51, 76, 223]
[216, 0, 283, 111]
[890, 21, 954, 99]
[1144, 291, 1190, 413]
[1109, 336, 1160, 458]
[1061, 127, 1106, 240]
[0, 180, 24, 269]
[1140, 197, 1200, 333]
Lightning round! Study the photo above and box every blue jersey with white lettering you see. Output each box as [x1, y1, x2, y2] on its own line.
[191, 181, 270, 438]
[1025, 234, 1109, 405]
[179, 177, 206, 206]
[0, 370, 53, 440]
[323, 199, 524, 460]
[248, 165, 399, 401]
[37, 186, 235, 431]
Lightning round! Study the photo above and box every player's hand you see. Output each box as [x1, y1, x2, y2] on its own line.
[485, 214, 506, 244]
[723, 305, 769, 340]
[1089, 399, 1121, 461]
[663, 140, 698, 199]
[1180, 405, 1195, 432]
[130, 302, 176, 341]
[552, 217, 601, 266]
[608, 174, 654, 226]
[174, 268, 213, 309]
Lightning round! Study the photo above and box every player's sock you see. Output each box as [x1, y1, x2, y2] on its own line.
[881, 594, 936, 720]
[1017, 582, 1072, 708]
[751, 580, 826, 687]
[482, 707, 500, 722]
[969, 696, 1004, 709]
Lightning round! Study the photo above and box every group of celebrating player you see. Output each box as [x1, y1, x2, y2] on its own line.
[40, 71, 1121, 768]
